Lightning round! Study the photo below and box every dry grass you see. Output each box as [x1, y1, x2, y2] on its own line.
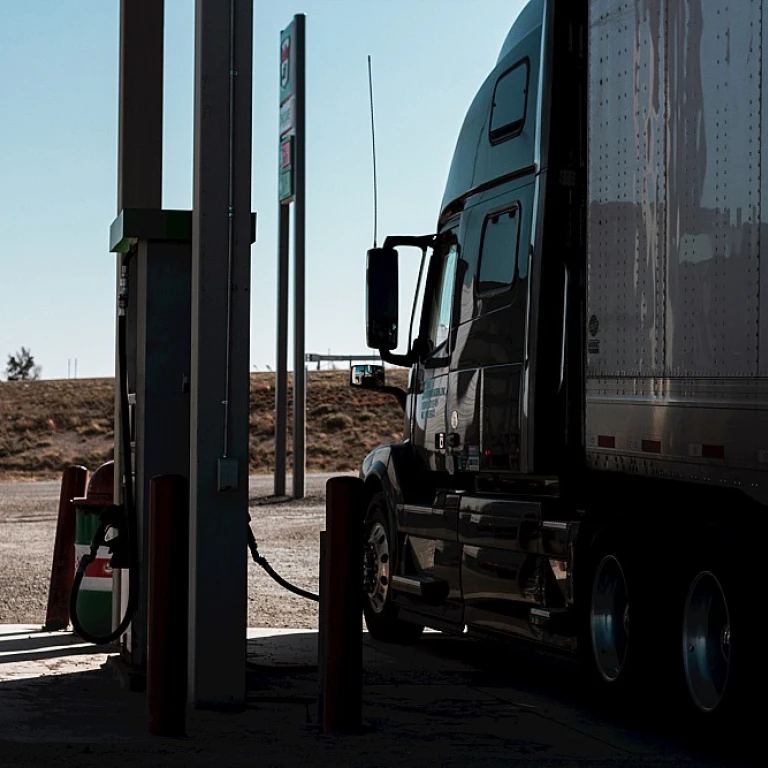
[0, 370, 407, 479]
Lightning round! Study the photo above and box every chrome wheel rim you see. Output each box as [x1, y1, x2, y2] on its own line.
[363, 522, 390, 614]
[682, 571, 730, 713]
[590, 554, 630, 682]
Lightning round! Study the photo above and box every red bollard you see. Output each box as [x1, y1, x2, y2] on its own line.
[320, 476, 364, 733]
[147, 474, 189, 737]
[44, 464, 88, 631]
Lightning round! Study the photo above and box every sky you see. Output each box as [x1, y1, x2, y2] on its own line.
[0, 0, 526, 380]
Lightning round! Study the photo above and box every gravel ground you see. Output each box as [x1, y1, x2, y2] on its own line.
[0, 474, 349, 628]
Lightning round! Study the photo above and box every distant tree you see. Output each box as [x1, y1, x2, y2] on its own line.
[5, 347, 41, 381]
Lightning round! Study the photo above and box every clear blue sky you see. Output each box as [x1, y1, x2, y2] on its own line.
[0, 0, 525, 380]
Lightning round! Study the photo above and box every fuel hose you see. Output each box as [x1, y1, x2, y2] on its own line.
[247, 524, 319, 603]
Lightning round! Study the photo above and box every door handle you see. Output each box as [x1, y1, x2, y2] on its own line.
[435, 432, 461, 451]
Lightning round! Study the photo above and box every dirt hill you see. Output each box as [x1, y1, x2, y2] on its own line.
[0, 370, 407, 480]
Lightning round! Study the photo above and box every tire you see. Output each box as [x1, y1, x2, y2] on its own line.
[675, 546, 752, 723]
[679, 564, 732, 712]
[579, 531, 637, 700]
[362, 492, 424, 644]
[674, 546, 763, 767]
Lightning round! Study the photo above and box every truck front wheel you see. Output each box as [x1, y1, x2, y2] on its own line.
[362, 492, 424, 644]
[589, 550, 630, 686]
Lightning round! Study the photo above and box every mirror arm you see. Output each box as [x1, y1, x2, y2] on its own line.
[380, 385, 407, 412]
[378, 349, 415, 368]
[383, 234, 435, 251]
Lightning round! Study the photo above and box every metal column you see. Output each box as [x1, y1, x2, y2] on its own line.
[188, 0, 253, 708]
[108, 210, 194, 682]
[292, 14, 306, 499]
[274, 205, 289, 497]
[134, 228, 192, 675]
[113, 0, 164, 662]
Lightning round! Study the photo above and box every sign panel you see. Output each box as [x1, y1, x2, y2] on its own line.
[279, 22, 296, 202]
[279, 135, 294, 204]
[280, 24, 294, 104]
[280, 96, 295, 136]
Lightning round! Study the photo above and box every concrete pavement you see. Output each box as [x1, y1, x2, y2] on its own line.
[0, 624, 751, 767]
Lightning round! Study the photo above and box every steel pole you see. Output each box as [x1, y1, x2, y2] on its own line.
[320, 477, 364, 732]
[114, 0, 164, 658]
[148, 474, 189, 736]
[44, 465, 88, 631]
[274, 204, 289, 497]
[292, 13, 306, 499]
[188, 0, 252, 709]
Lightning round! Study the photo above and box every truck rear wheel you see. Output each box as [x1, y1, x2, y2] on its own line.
[580, 532, 639, 698]
[363, 492, 424, 644]
[681, 568, 731, 715]
[674, 543, 762, 759]
[675, 540, 754, 725]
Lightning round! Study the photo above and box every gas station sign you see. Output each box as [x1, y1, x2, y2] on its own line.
[280, 97, 294, 136]
[280, 24, 294, 103]
[279, 22, 296, 205]
[279, 135, 294, 204]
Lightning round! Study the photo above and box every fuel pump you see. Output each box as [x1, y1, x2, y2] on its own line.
[68, 252, 318, 648]
[69, 257, 139, 645]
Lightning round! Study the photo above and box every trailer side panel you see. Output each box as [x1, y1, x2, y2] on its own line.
[586, 0, 768, 504]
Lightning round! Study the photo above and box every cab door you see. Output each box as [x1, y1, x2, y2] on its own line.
[397, 225, 464, 625]
[409, 226, 459, 476]
[447, 180, 535, 477]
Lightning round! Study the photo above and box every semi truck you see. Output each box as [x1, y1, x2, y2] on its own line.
[352, 0, 767, 724]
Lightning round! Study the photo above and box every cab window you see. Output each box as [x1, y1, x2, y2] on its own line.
[424, 236, 459, 355]
[489, 59, 529, 143]
[477, 206, 520, 293]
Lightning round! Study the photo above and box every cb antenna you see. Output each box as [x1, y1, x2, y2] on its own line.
[367, 54, 378, 248]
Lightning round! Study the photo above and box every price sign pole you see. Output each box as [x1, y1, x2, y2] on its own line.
[275, 15, 306, 499]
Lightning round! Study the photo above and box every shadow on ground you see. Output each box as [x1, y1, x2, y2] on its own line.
[0, 629, 103, 664]
[0, 626, 756, 767]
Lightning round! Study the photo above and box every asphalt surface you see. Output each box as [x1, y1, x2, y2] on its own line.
[0, 474, 344, 627]
[0, 626, 753, 767]
[0, 475, 756, 766]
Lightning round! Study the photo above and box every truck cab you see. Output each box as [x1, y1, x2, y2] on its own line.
[354, 0, 764, 729]
[364, 0, 584, 485]
[356, 0, 586, 646]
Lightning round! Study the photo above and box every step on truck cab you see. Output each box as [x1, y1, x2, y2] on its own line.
[353, 0, 767, 727]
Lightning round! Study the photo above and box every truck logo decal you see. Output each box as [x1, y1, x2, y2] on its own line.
[588, 314, 599, 337]
[416, 378, 446, 426]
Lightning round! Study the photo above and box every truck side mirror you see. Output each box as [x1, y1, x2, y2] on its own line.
[366, 247, 398, 351]
[349, 364, 385, 389]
